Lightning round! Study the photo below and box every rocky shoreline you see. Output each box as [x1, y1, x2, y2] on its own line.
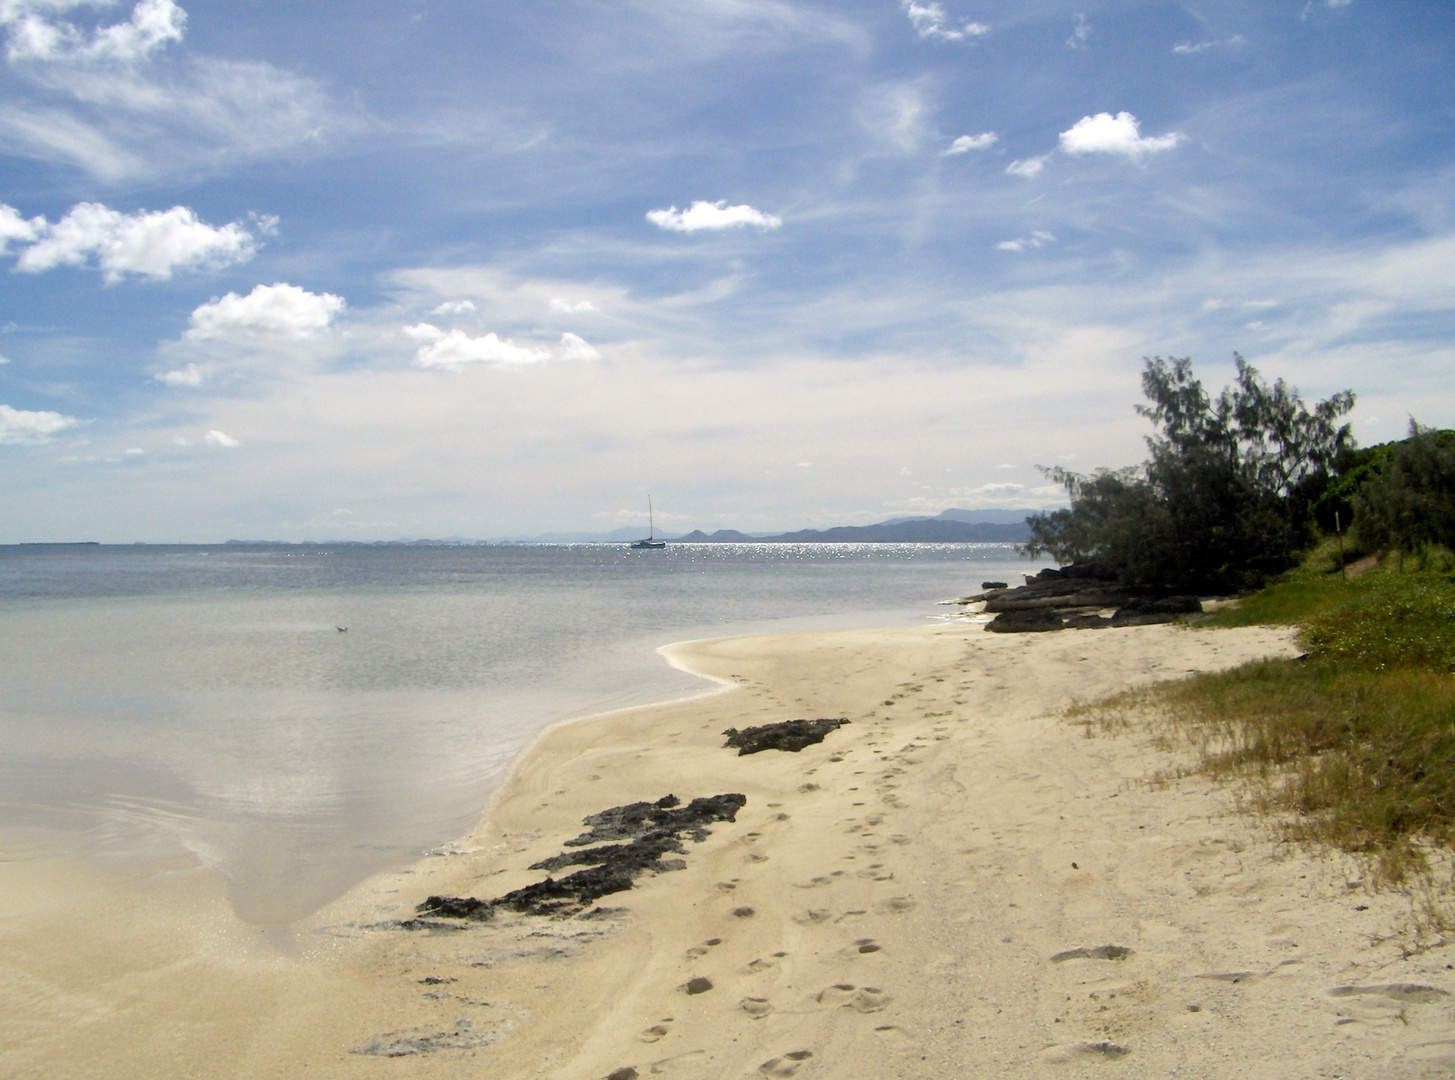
[955, 565, 1205, 633]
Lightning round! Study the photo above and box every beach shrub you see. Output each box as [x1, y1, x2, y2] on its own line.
[1354, 422, 1455, 556]
[1027, 355, 1355, 593]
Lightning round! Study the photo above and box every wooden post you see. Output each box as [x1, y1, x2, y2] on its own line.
[1336, 511, 1346, 582]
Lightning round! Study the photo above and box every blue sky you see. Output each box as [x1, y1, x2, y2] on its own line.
[0, 0, 1451, 541]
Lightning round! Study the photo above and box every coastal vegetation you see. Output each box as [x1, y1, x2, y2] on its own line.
[1044, 361, 1455, 883]
[1027, 355, 1355, 593]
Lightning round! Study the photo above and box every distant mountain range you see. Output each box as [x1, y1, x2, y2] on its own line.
[519, 508, 1039, 544]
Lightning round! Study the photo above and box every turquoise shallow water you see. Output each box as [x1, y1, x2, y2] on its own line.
[0, 542, 1045, 923]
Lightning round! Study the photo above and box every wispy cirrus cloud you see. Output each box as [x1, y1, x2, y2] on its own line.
[0, 0, 349, 181]
[996, 230, 1055, 253]
[646, 200, 782, 232]
[4, 201, 266, 281]
[901, 2, 988, 42]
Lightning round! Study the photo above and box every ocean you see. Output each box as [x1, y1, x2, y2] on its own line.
[0, 541, 1045, 924]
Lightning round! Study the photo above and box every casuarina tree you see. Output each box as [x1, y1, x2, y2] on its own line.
[1026, 356, 1355, 593]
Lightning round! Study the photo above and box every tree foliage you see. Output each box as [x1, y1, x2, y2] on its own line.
[1027, 356, 1355, 592]
[1354, 422, 1455, 554]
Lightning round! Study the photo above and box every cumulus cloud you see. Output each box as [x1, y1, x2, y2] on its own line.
[902, 2, 988, 41]
[0, 202, 44, 253]
[944, 131, 996, 155]
[8, 201, 259, 281]
[432, 299, 476, 314]
[1005, 156, 1047, 179]
[186, 283, 345, 339]
[155, 362, 202, 386]
[996, 231, 1055, 253]
[0, 401, 78, 444]
[1059, 112, 1182, 159]
[557, 332, 600, 362]
[647, 200, 782, 233]
[3, 0, 185, 65]
[549, 297, 597, 314]
[405, 324, 551, 369]
[204, 428, 238, 447]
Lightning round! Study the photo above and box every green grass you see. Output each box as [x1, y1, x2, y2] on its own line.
[1095, 552, 1455, 882]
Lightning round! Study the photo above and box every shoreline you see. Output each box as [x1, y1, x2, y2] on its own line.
[8, 620, 1455, 1078]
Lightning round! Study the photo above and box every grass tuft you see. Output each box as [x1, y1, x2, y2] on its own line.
[1096, 557, 1455, 883]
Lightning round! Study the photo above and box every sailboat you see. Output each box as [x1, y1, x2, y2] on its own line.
[629, 495, 667, 549]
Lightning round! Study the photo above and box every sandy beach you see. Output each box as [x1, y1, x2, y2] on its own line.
[7, 620, 1455, 1079]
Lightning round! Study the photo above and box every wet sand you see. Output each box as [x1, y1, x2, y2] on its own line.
[7, 621, 1455, 1079]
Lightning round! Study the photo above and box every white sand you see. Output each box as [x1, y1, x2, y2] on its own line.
[6, 621, 1455, 1079]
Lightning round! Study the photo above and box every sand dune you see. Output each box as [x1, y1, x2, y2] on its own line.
[8, 621, 1455, 1078]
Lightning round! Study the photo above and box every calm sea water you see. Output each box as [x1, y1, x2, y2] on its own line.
[0, 542, 1044, 923]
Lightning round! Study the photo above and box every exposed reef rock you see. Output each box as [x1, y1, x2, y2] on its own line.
[413, 794, 746, 921]
[722, 717, 850, 755]
[960, 566, 1205, 633]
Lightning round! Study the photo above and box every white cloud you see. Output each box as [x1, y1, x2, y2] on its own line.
[432, 300, 476, 315]
[204, 429, 239, 447]
[549, 297, 597, 314]
[3, 0, 185, 65]
[1005, 155, 1047, 179]
[1059, 112, 1183, 159]
[156, 362, 202, 387]
[187, 283, 345, 339]
[1173, 34, 1247, 54]
[944, 132, 996, 155]
[124, 446, 143, 455]
[1066, 13, 1090, 48]
[0, 3, 344, 182]
[557, 332, 600, 362]
[646, 200, 782, 233]
[902, 2, 988, 41]
[997, 231, 1056, 253]
[0, 202, 44, 253]
[406, 324, 551, 369]
[12, 201, 258, 281]
[0, 354, 8, 364]
[0, 401, 78, 444]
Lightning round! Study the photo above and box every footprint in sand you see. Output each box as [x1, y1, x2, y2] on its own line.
[877, 896, 915, 914]
[1051, 945, 1132, 963]
[640, 1024, 670, 1043]
[793, 876, 833, 889]
[741, 996, 774, 1019]
[733, 906, 755, 918]
[747, 852, 769, 863]
[1038, 1041, 1130, 1063]
[747, 953, 789, 972]
[815, 983, 890, 1013]
[794, 909, 832, 925]
[851, 939, 882, 955]
[758, 1050, 813, 1077]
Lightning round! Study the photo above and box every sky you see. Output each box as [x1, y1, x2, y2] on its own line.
[0, 0, 1451, 542]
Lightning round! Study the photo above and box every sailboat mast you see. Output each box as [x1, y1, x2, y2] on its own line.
[648, 495, 654, 540]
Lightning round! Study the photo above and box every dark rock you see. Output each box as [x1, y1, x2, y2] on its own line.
[985, 608, 1065, 633]
[416, 895, 493, 920]
[413, 793, 746, 920]
[722, 718, 849, 755]
[605, 1069, 639, 1080]
[981, 581, 1008, 590]
[684, 976, 714, 995]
